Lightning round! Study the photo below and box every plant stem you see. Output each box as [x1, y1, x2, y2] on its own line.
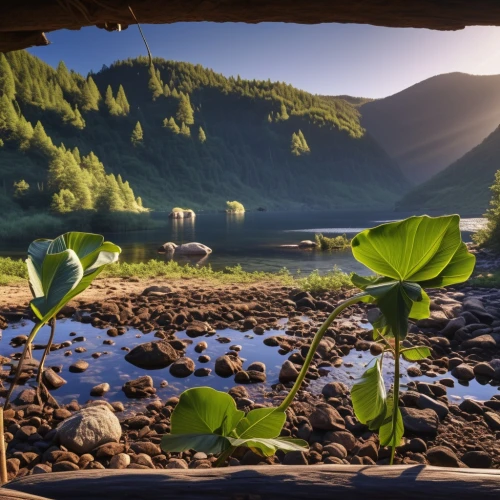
[4, 321, 44, 408]
[36, 318, 55, 387]
[0, 408, 7, 485]
[278, 294, 363, 412]
[35, 317, 56, 405]
[390, 340, 401, 465]
[214, 446, 236, 468]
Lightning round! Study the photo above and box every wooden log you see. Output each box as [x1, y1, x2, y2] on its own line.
[0, 488, 52, 500]
[4, 465, 500, 500]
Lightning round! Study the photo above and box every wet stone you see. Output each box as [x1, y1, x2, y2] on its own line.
[68, 360, 89, 373]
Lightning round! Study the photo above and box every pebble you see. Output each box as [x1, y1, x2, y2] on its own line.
[68, 360, 89, 373]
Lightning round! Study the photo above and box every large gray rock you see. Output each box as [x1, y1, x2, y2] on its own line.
[168, 209, 196, 219]
[42, 368, 67, 389]
[308, 404, 345, 431]
[214, 355, 242, 377]
[56, 407, 121, 454]
[160, 242, 212, 256]
[401, 407, 439, 434]
[169, 357, 195, 378]
[451, 363, 475, 381]
[125, 340, 179, 369]
[461, 334, 497, 350]
[414, 392, 449, 420]
[122, 376, 155, 399]
[279, 360, 300, 383]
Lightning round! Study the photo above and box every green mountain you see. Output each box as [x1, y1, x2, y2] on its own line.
[396, 124, 500, 213]
[360, 72, 500, 183]
[0, 50, 408, 230]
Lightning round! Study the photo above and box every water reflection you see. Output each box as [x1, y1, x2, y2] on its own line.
[226, 212, 245, 231]
[171, 217, 196, 243]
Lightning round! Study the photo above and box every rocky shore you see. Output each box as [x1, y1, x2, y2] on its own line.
[0, 272, 500, 480]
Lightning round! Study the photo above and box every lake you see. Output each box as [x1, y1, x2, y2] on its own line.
[0, 210, 485, 275]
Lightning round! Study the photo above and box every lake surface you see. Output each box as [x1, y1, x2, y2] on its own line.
[0, 211, 485, 275]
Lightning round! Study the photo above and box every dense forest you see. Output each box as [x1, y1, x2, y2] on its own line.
[0, 50, 408, 238]
[396, 125, 500, 213]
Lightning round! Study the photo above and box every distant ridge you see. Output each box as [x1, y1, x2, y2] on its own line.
[360, 72, 500, 183]
[396, 124, 500, 213]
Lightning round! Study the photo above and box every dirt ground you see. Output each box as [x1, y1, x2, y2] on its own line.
[0, 277, 287, 311]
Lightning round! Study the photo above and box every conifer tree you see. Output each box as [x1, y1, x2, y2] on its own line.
[291, 130, 310, 156]
[136, 196, 143, 208]
[171, 88, 180, 99]
[116, 85, 130, 114]
[291, 132, 303, 156]
[81, 151, 106, 180]
[0, 94, 18, 134]
[51, 189, 76, 213]
[72, 106, 85, 129]
[15, 116, 34, 150]
[71, 147, 81, 164]
[164, 117, 180, 134]
[198, 126, 206, 143]
[118, 176, 138, 210]
[163, 84, 171, 97]
[297, 129, 310, 153]
[180, 122, 191, 137]
[96, 174, 124, 211]
[176, 93, 194, 125]
[56, 61, 80, 98]
[148, 64, 164, 100]
[0, 54, 16, 100]
[13, 179, 29, 198]
[279, 102, 289, 121]
[131, 121, 144, 146]
[105, 85, 121, 116]
[31, 121, 54, 156]
[81, 77, 101, 111]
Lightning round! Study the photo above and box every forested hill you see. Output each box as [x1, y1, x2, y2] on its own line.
[361, 72, 500, 183]
[0, 51, 408, 220]
[396, 125, 500, 213]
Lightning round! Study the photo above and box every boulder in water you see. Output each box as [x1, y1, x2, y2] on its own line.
[159, 242, 212, 256]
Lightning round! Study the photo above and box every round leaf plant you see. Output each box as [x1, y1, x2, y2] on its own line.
[161, 215, 475, 465]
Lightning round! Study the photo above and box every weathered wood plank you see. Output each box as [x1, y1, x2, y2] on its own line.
[4, 465, 500, 500]
[0, 488, 52, 500]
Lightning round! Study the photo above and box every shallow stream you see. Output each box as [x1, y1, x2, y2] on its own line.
[2, 317, 498, 411]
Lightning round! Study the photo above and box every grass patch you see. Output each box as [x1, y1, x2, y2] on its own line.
[0, 257, 357, 292]
[102, 261, 295, 284]
[469, 271, 500, 288]
[0, 257, 29, 284]
[297, 267, 354, 294]
[314, 233, 350, 251]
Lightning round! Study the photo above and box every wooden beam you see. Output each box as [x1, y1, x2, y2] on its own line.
[3, 0, 500, 52]
[4, 465, 500, 500]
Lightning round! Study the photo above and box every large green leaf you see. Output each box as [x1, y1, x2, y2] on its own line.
[30, 249, 83, 322]
[379, 393, 404, 448]
[170, 387, 244, 437]
[351, 358, 387, 430]
[228, 437, 308, 457]
[351, 215, 465, 283]
[417, 242, 475, 288]
[362, 280, 425, 339]
[234, 407, 286, 439]
[401, 346, 431, 361]
[161, 433, 230, 455]
[27, 239, 51, 277]
[47, 232, 121, 271]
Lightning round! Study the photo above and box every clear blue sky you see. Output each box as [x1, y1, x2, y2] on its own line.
[29, 23, 500, 98]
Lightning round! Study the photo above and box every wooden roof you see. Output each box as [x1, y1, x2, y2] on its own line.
[2, 0, 500, 53]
